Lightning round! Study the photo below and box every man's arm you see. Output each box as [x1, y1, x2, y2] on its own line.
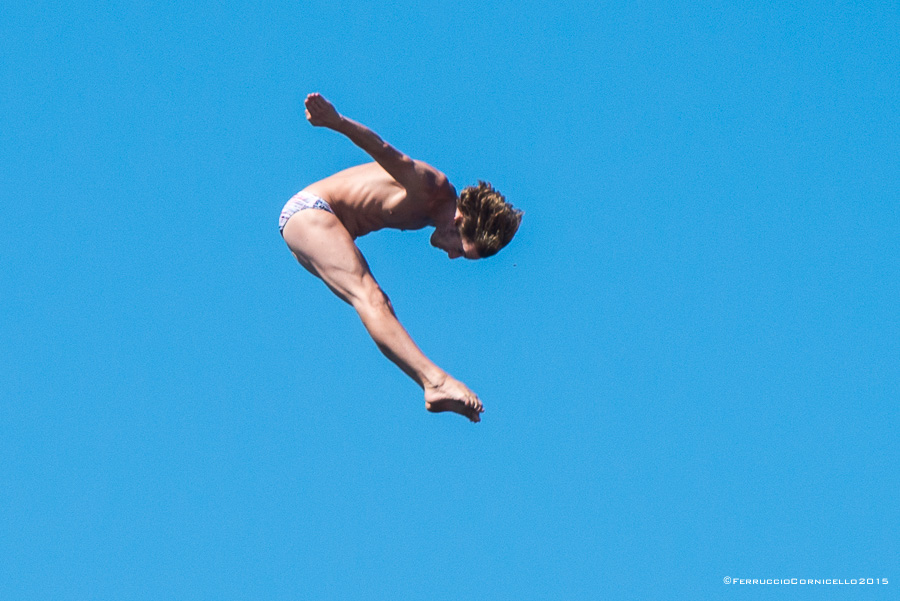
[304, 93, 438, 193]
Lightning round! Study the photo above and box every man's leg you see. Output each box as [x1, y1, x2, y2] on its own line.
[281, 209, 483, 421]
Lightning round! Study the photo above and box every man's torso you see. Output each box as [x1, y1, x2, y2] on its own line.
[303, 162, 455, 238]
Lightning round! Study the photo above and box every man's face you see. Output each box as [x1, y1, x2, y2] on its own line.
[429, 206, 480, 260]
[430, 226, 479, 260]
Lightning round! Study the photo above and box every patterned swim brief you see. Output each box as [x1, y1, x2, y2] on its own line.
[278, 191, 335, 236]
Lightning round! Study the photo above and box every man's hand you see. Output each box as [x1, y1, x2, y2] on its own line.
[305, 93, 343, 129]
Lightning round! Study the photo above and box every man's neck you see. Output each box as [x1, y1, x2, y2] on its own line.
[426, 187, 458, 230]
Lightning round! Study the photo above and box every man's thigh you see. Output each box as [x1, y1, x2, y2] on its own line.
[281, 209, 375, 306]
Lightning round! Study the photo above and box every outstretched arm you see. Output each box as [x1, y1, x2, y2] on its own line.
[304, 93, 436, 193]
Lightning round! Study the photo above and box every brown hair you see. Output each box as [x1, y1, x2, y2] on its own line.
[456, 181, 523, 258]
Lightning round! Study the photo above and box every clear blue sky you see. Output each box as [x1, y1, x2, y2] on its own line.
[2, 1, 897, 599]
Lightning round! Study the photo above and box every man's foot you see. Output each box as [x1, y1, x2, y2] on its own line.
[424, 375, 484, 423]
[426, 398, 483, 423]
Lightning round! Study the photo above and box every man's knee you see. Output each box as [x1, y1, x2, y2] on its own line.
[353, 281, 393, 315]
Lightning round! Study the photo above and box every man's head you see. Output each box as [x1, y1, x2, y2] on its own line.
[454, 181, 523, 259]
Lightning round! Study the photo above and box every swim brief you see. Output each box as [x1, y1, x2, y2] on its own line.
[278, 191, 335, 236]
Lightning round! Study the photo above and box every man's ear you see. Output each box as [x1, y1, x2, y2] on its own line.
[453, 207, 464, 226]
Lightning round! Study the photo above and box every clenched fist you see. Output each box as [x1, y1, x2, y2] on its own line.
[305, 93, 343, 129]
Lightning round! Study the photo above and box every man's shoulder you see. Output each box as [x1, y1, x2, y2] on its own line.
[412, 160, 455, 197]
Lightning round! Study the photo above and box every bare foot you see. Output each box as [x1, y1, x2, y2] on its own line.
[424, 375, 484, 423]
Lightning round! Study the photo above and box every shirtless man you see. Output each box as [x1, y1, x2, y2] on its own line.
[279, 93, 523, 423]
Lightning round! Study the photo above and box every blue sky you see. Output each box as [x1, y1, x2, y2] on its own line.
[2, 1, 898, 599]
